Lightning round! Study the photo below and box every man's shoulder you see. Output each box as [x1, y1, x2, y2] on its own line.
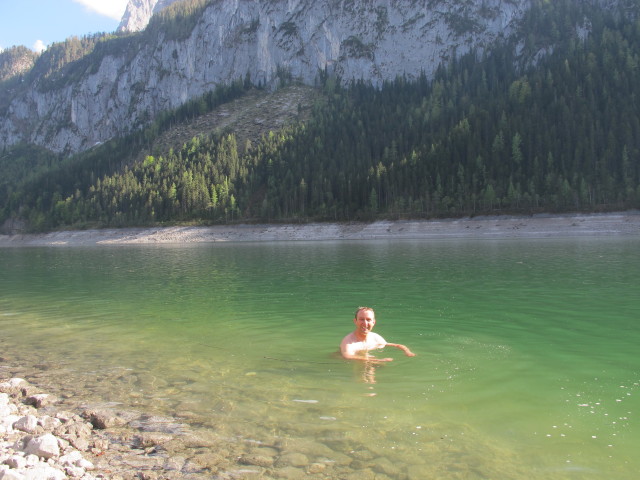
[341, 332, 357, 345]
[369, 332, 387, 344]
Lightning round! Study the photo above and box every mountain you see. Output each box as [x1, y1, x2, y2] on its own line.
[1, 0, 638, 233]
[118, 0, 184, 33]
[0, 46, 37, 82]
[0, 0, 531, 156]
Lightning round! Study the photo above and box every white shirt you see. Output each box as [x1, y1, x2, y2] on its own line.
[340, 331, 387, 358]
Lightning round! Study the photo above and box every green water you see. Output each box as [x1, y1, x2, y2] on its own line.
[1, 237, 639, 479]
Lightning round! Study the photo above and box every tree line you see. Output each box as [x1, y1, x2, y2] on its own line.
[1, 0, 639, 231]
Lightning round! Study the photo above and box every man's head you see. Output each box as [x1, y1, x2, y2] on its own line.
[353, 306, 376, 336]
[354, 306, 375, 319]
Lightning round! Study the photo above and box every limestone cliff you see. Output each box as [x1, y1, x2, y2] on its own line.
[0, 0, 532, 155]
[118, 0, 183, 33]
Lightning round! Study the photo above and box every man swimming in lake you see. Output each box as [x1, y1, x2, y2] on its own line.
[340, 306, 415, 362]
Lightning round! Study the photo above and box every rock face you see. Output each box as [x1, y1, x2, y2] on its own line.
[0, 0, 532, 155]
[118, 0, 183, 33]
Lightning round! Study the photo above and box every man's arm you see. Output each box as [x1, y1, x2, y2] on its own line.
[340, 341, 393, 362]
[385, 343, 416, 357]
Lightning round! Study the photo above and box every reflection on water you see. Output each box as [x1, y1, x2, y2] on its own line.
[1, 238, 639, 479]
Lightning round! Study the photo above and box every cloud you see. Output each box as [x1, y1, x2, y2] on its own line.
[72, 0, 129, 21]
[33, 40, 47, 53]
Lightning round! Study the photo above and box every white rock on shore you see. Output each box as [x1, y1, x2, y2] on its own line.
[0, 379, 95, 480]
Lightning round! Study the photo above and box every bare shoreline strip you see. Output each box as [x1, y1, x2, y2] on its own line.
[1, 212, 639, 247]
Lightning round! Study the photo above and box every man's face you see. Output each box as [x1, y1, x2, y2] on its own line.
[354, 309, 376, 335]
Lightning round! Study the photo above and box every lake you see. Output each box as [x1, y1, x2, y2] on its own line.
[1, 237, 639, 479]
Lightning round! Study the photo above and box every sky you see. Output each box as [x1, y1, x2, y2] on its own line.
[0, 0, 128, 53]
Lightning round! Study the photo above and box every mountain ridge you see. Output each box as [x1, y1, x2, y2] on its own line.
[0, 0, 532, 156]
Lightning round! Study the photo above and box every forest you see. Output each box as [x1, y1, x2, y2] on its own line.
[1, 0, 639, 231]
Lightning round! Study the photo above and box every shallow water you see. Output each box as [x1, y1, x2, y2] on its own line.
[1, 237, 639, 479]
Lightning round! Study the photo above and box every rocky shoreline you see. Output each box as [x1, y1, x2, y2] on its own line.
[1, 212, 639, 247]
[1, 377, 102, 480]
[0, 377, 200, 480]
[1, 373, 301, 480]
[2, 365, 339, 480]
[0, 370, 423, 480]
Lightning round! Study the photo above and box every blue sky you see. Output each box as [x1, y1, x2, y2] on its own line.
[0, 0, 128, 52]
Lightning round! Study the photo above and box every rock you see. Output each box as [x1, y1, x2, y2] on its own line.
[131, 432, 172, 449]
[56, 420, 93, 438]
[0, 379, 27, 394]
[238, 454, 274, 468]
[3, 455, 26, 469]
[282, 439, 334, 458]
[181, 459, 206, 474]
[162, 456, 186, 471]
[13, 416, 38, 434]
[23, 434, 60, 459]
[59, 451, 83, 467]
[67, 435, 89, 452]
[83, 409, 125, 430]
[23, 455, 39, 467]
[37, 416, 62, 432]
[53, 412, 76, 423]
[54, 419, 93, 452]
[21, 464, 65, 480]
[25, 394, 55, 409]
[76, 458, 93, 470]
[250, 446, 279, 457]
[91, 438, 109, 453]
[19, 387, 38, 398]
[58, 450, 93, 471]
[344, 469, 376, 480]
[308, 462, 326, 474]
[351, 449, 375, 461]
[273, 466, 306, 479]
[0, 415, 20, 434]
[0, 467, 26, 480]
[372, 456, 402, 477]
[138, 473, 159, 480]
[64, 465, 85, 478]
[276, 452, 309, 468]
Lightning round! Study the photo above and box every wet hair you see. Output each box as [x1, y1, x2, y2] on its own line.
[354, 306, 375, 318]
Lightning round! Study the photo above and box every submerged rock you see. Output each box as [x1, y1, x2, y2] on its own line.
[238, 453, 274, 468]
[276, 452, 309, 468]
[82, 409, 126, 430]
